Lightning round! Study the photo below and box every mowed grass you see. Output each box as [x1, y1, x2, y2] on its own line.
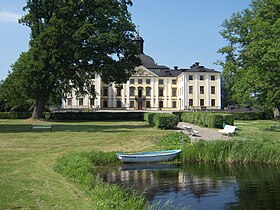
[0, 120, 170, 210]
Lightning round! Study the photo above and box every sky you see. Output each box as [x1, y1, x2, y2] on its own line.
[0, 0, 252, 81]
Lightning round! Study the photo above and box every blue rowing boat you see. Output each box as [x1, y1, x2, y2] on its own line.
[116, 149, 181, 163]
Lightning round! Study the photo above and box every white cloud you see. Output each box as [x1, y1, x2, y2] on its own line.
[0, 11, 22, 23]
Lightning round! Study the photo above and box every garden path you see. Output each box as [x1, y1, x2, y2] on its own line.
[176, 122, 230, 143]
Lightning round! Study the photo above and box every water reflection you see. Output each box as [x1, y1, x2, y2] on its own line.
[99, 163, 280, 210]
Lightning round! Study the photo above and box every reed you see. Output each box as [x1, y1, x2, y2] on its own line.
[181, 138, 280, 165]
[54, 151, 147, 209]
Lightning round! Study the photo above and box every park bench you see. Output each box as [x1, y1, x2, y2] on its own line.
[219, 125, 237, 136]
[271, 124, 280, 131]
[182, 125, 200, 136]
[31, 124, 53, 132]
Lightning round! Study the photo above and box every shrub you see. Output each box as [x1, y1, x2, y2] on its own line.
[0, 112, 32, 119]
[144, 112, 157, 125]
[153, 113, 179, 130]
[181, 112, 234, 128]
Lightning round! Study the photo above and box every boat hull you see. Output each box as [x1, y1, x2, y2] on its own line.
[116, 150, 181, 163]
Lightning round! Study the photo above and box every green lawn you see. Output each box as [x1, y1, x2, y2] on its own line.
[0, 120, 170, 210]
[0, 119, 279, 209]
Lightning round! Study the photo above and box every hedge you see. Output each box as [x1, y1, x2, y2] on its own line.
[230, 112, 268, 120]
[153, 113, 179, 130]
[0, 112, 32, 119]
[181, 112, 234, 128]
[143, 112, 157, 125]
[45, 112, 144, 121]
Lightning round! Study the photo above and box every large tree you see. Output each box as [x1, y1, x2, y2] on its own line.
[218, 0, 280, 116]
[7, 0, 141, 119]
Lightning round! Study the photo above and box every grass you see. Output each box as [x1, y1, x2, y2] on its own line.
[181, 120, 280, 164]
[0, 119, 279, 209]
[0, 119, 170, 210]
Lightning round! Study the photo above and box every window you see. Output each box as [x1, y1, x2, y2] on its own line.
[138, 79, 142, 84]
[211, 86, 215, 94]
[189, 75, 193, 80]
[103, 87, 108, 96]
[200, 86, 204, 94]
[211, 99, 216, 106]
[103, 100, 108, 108]
[67, 98, 72, 106]
[172, 79, 176, 84]
[117, 100, 122, 108]
[159, 101, 163, 108]
[211, 75, 215, 81]
[146, 87, 151, 96]
[146, 101, 151, 108]
[130, 101, 134, 108]
[200, 99, 204, 106]
[90, 85, 95, 95]
[172, 88, 177, 97]
[189, 99, 193, 106]
[200, 75, 204, 80]
[138, 88, 142, 98]
[130, 79, 134, 84]
[78, 98, 83, 106]
[117, 87, 122, 96]
[172, 101, 177, 108]
[189, 86, 193, 94]
[159, 88, 164, 96]
[90, 98, 94, 106]
[146, 79, 150, 84]
[159, 79, 163, 84]
[129, 87, 135, 96]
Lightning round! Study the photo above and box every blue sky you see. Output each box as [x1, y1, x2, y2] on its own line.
[0, 0, 251, 81]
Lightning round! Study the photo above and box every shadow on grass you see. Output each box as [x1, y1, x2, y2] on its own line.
[0, 124, 151, 133]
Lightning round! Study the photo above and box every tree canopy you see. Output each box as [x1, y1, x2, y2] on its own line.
[2, 0, 141, 118]
[218, 0, 280, 113]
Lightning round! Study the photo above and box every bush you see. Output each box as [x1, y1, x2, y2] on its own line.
[172, 112, 185, 121]
[153, 113, 179, 130]
[144, 112, 157, 125]
[47, 112, 144, 121]
[0, 112, 32, 119]
[181, 112, 234, 128]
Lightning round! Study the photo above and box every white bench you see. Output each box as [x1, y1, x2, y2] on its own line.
[31, 124, 53, 132]
[219, 125, 236, 136]
[183, 125, 199, 136]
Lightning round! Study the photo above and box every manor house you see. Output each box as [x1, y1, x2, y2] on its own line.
[62, 35, 221, 111]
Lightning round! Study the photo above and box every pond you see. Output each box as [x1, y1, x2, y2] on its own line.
[98, 163, 280, 210]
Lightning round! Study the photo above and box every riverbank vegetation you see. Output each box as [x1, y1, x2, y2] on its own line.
[182, 120, 280, 164]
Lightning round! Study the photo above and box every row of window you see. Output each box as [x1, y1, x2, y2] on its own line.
[129, 79, 178, 85]
[188, 99, 216, 107]
[68, 98, 216, 107]
[102, 86, 216, 97]
[189, 86, 216, 94]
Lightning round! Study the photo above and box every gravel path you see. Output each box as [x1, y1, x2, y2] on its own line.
[176, 122, 230, 143]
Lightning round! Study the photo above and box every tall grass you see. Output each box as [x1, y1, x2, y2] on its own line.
[181, 139, 280, 165]
[54, 151, 147, 209]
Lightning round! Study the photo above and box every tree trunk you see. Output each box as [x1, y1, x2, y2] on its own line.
[32, 98, 46, 119]
[273, 108, 280, 119]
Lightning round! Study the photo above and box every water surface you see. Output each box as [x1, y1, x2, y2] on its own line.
[99, 163, 280, 209]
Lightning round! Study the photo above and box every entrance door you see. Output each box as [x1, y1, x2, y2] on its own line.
[138, 101, 142, 110]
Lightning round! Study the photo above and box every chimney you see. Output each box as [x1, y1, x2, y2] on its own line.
[195, 62, 200, 66]
[174, 66, 178, 70]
